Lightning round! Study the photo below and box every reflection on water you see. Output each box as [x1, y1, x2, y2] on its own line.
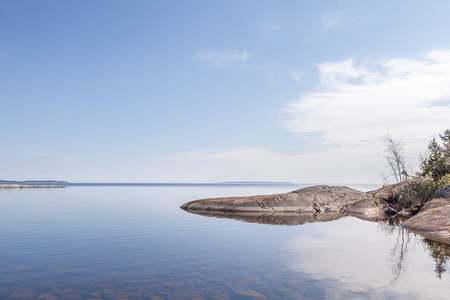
[421, 237, 450, 279]
[284, 216, 450, 299]
[379, 218, 450, 281]
[183, 210, 347, 226]
[189, 208, 450, 284]
[378, 218, 412, 284]
[1, 185, 450, 299]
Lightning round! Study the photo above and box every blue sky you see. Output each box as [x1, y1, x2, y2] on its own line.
[2, 0, 450, 183]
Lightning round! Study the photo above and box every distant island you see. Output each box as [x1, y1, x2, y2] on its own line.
[221, 181, 292, 184]
[0, 180, 68, 183]
[0, 180, 67, 189]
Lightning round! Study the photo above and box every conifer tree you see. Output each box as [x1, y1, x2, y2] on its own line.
[420, 130, 450, 181]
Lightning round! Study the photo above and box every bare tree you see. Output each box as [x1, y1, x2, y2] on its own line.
[385, 134, 408, 184]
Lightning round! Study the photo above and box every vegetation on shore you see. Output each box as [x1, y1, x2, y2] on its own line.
[382, 129, 450, 214]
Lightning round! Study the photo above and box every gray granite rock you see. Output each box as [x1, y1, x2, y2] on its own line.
[181, 185, 371, 213]
[346, 198, 382, 215]
[432, 184, 450, 199]
[402, 197, 450, 243]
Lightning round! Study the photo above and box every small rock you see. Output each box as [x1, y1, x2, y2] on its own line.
[105, 291, 130, 299]
[235, 290, 266, 299]
[168, 291, 204, 300]
[164, 281, 183, 289]
[60, 288, 77, 295]
[242, 275, 260, 281]
[211, 294, 231, 300]
[288, 279, 306, 286]
[63, 294, 82, 300]
[90, 291, 103, 298]
[263, 273, 279, 281]
[37, 293, 58, 300]
[101, 289, 114, 295]
[50, 287, 61, 294]
[381, 207, 397, 216]
[6, 288, 36, 300]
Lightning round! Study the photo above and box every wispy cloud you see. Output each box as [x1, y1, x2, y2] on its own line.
[292, 72, 304, 84]
[57, 155, 77, 161]
[317, 11, 345, 30]
[161, 145, 384, 184]
[260, 19, 283, 31]
[315, 10, 357, 31]
[321, 15, 342, 30]
[194, 49, 249, 67]
[283, 49, 450, 168]
[163, 50, 450, 183]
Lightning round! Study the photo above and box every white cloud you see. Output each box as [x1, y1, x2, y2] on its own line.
[162, 50, 450, 184]
[161, 145, 384, 184]
[194, 49, 249, 67]
[283, 49, 450, 175]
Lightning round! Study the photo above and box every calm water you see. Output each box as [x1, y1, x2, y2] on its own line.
[1, 183, 450, 299]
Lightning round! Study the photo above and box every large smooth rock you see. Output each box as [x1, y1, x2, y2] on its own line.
[402, 198, 450, 243]
[181, 185, 371, 213]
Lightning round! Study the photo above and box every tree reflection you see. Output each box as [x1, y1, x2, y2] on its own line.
[421, 238, 450, 279]
[379, 218, 450, 280]
[378, 218, 411, 284]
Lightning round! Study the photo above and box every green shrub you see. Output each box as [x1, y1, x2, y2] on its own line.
[401, 175, 438, 209]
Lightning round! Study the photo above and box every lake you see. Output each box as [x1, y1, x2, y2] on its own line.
[1, 183, 450, 299]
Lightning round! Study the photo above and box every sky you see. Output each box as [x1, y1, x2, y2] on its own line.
[1, 0, 450, 184]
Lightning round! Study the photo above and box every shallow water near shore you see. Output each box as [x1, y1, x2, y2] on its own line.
[1, 183, 450, 299]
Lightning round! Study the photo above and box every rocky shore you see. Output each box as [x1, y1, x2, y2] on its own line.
[180, 184, 399, 216]
[181, 182, 450, 244]
[0, 184, 65, 189]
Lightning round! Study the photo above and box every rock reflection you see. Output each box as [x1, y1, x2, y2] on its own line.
[184, 210, 346, 226]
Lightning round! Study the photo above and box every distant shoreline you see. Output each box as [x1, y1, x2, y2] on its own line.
[0, 184, 66, 189]
[221, 181, 292, 184]
[0, 180, 68, 183]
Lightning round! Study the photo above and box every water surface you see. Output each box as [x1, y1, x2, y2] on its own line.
[1, 184, 450, 299]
